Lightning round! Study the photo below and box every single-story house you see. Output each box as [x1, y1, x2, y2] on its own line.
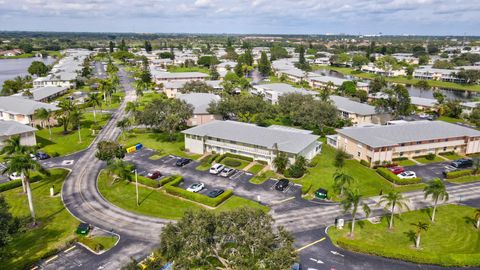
[15, 86, 69, 102]
[152, 71, 209, 84]
[329, 95, 391, 125]
[177, 93, 222, 126]
[0, 96, 59, 125]
[252, 83, 316, 104]
[308, 76, 369, 92]
[0, 120, 37, 147]
[182, 120, 322, 165]
[163, 80, 223, 98]
[329, 120, 480, 164]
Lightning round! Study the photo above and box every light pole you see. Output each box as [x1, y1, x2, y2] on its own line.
[78, 124, 82, 143]
[135, 169, 139, 206]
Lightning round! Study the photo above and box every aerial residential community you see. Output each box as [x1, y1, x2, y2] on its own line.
[1, 1, 480, 270]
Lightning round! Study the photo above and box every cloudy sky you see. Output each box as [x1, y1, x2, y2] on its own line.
[0, 0, 478, 35]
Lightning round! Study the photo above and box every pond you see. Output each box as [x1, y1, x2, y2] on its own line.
[0, 57, 56, 87]
[313, 69, 480, 101]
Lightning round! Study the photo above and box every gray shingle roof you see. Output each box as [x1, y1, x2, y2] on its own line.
[0, 97, 59, 115]
[30, 86, 68, 101]
[177, 93, 220, 114]
[330, 95, 377, 116]
[0, 121, 37, 136]
[153, 71, 209, 79]
[255, 83, 316, 95]
[337, 120, 480, 148]
[182, 120, 320, 154]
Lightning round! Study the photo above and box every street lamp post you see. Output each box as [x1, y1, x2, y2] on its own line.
[135, 169, 139, 206]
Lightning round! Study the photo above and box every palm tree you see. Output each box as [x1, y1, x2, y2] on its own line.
[333, 171, 354, 196]
[0, 135, 30, 155]
[411, 222, 429, 249]
[34, 108, 54, 139]
[117, 117, 131, 140]
[474, 208, 480, 229]
[2, 154, 49, 225]
[85, 93, 102, 124]
[55, 99, 76, 133]
[126, 101, 139, 122]
[378, 191, 410, 229]
[134, 80, 148, 98]
[98, 79, 114, 104]
[423, 179, 449, 222]
[341, 189, 371, 237]
[107, 159, 133, 183]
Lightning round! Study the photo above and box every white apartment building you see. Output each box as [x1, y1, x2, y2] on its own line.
[0, 121, 37, 147]
[252, 83, 316, 104]
[0, 97, 59, 125]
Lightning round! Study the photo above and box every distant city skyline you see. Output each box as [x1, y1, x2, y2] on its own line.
[0, 0, 479, 35]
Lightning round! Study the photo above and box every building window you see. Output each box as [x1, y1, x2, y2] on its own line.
[416, 141, 421, 145]
[443, 147, 447, 151]
[400, 152, 404, 156]
[415, 150, 421, 154]
[357, 152, 361, 157]
[400, 143, 405, 146]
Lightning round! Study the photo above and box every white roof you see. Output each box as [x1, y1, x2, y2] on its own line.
[177, 93, 220, 114]
[330, 95, 377, 116]
[0, 120, 37, 136]
[0, 96, 59, 115]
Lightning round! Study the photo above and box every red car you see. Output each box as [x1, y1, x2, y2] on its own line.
[389, 166, 405, 175]
[147, 171, 161, 179]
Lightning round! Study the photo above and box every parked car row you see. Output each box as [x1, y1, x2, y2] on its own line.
[185, 182, 224, 198]
[442, 158, 474, 176]
[209, 164, 237, 178]
[388, 166, 417, 179]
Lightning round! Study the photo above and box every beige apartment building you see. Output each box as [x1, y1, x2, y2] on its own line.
[328, 121, 480, 164]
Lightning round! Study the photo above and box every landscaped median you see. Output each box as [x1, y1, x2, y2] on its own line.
[328, 204, 480, 267]
[445, 169, 480, 184]
[376, 167, 423, 185]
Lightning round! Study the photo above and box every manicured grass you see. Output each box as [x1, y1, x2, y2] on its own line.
[0, 53, 35, 59]
[196, 163, 212, 171]
[97, 171, 268, 220]
[78, 235, 118, 252]
[36, 113, 111, 156]
[315, 65, 480, 92]
[167, 66, 210, 74]
[328, 204, 480, 267]
[447, 175, 480, 184]
[0, 169, 78, 269]
[247, 164, 265, 175]
[437, 116, 467, 124]
[439, 152, 464, 160]
[100, 92, 125, 110]
[295, 144, 423, 200]
[395, 159, 418, 167]
[118, 130, 201, 159]
[250, 170, 278, 184]
[414, 156, 445, 164]
[138, 91, 165, 109]
[393, 183, 428, 193]
[219, 157, 250, 170]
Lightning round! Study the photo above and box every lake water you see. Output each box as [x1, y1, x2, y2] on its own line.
[0, 57, 56, 87]
[314, 69, 480, 101]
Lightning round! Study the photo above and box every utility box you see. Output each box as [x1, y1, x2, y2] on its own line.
[335, 218, 344, 229]
[135, 143, 143, 150]
[315, 188, 328, 199]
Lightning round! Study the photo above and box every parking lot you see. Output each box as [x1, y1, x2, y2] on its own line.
[124, 148, 303, 206]
[404, 161, 452, 181]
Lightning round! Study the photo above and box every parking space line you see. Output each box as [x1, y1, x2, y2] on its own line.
[296, 237, 326, 252]
[44, 255, 59, 264]
[64, 246, 76, 253]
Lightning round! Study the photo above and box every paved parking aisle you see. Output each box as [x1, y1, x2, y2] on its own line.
[35, 244, 94, 270]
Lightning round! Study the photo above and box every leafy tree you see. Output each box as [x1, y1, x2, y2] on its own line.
[423, 179, 449, 222]
[351, 54, 369, 69]
[273, 144, 289, 174]
[158, 52, 174, 59]
[333, 171, 354, 196]
[137, 98, 193, 140]
[330, 53, 351, 66]
[224, 46, 238, 61]
[234, 61, 244, 77]
[109, 41, 115, 53]
[432, 60, 454, 69]
[197, 56, 219, 67]
[341, 189, 371, 237]
[374, 85, 412, 118]
[0, 196, 18, 254]
[34, 108, 54, 139]
[369, 76, 387, 93]
[418, 55, 430, 65]
[144, 40, 152, 53]
[378, 191, 410, 229]
[338, 81, 357, 96]
[334, 149, 349, 170]
[208, 95, 272, 123]
[85, 93, 102, 124]
[106, 159, 133, 182]
[117, 117, 131, 140]
[2, 154, 49, 225]
[270, 45, 289, 61]
[96, 140, 125, 162]
[444, 99, 463, 118]
[119, 39, 127, 51]
[159, 208, 297, 269]
[469, 106, 480, 128]
[111, 51, 135, 62]
[295, 45, 311, 71]
[356, 90, 368, 102]
[415, 80, 431, 91]
[456, 69, 480, 84]
[288, 156, 307, 178]
[28, 61, 49, 77]
[1, 76, 32, 95]
[411, 222, 429, 249]
[258, 51, 271, 76]
[209, 65, 220, 80]
[19, 41, 33, 53]
[180, 81, 214, 94]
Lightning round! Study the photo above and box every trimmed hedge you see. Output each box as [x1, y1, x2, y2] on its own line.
[223, 158, 242, 167]
[159, 175, 180, 186]
[392, 157, 408, 161]
[217, 153, 253, 163]
[136, 176, 161, 188]
[0, 178, 41, 192]
[164, 177, 233, 207]
[445, 169, 473, 179]
[376, 168, 422, 185]
[360, 160, 370, 167]
[255, 160, 268, 165]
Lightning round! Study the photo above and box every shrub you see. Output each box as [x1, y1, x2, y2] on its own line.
[159, 175, 180, 186]
[223, 158, 242, 167]
[207, 154, 219, 164]
[164, 177, 233, 207]
[445, 169, 473, 179]
[287, 165, 305, 178]
[255, 160, 268, 165]
[218, 153, 253, 162]
[392, 157, 408, 161]
[376, 168, 422, 185]
[360, 160, 370, 167]
[0, 178, 41, 192]
[426, 153, 436, 160]
[135, 176, 160, 188]
[439, 151, 455, 156]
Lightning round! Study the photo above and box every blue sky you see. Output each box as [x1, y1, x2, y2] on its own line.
[0, 0, 478, 35]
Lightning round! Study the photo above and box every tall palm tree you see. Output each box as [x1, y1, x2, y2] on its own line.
[55, 99, 76, 133]
[85, 93, 102, 124]
[411, 222, 429, 249]
[98, 79, 114, 104]
[378, 191, 410, 229]
[0, 135, 31, 155]
[34, 108, 54, 139]
[117, 117, 131, 140]
[474, 208, 480, 229]
[333, 171, 354, 196]
[423, 179, 449, 222]
[126, 101, 139, 122]
[341, 189, 371, 237]
[107, 159, 133, 183]
[2, 154, 49, 225]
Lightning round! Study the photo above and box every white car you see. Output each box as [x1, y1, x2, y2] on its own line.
[220, 167, 236, 177]
[398, 171, 416, 179]
[209, 164, 225, 175]
[186, 183, 205, 193]
[9, 172, 22, 181]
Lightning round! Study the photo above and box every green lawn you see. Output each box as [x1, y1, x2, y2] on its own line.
[196, 162, 212, 171]
[447, 175, 480, 184]
[247, 164, 265, 175]
[219, 157, 250, 170]
[439, 152, 464, 160]
[328, 204, 480, 267]
[97, 171, 268, 220]
[78, 235, 118, 252]
[295, 144, 423, 200]
[395, 159, 418, 167]
[0, 169, 79, 269]
[167, 66, 210, 74]
[437, 116, 467, 124]
[414, 156, 445, 164]
[118, 130, 201, 159]
[315, 65, 480, 92]
[250, 170, 278, 184]
[36, 112, 111, 156]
